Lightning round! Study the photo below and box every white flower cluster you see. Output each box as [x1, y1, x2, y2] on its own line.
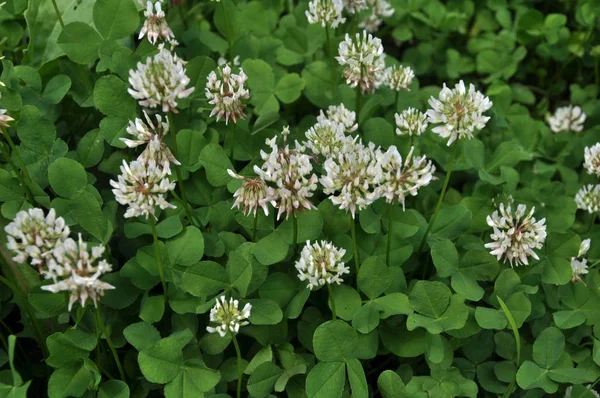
[342, 0, 367, 14]
[576, 184, 600, 214]
[128, 43, 194, 113]
[485, 203, 547, 267]
[110, 159, 176, 219]
[395, 108, 428, 136]
[384, 65, 414, 91]
[139, 1, 174, 45]
[42, 234, 114, 311]
[546, 105, 586, 133]
[316, 103, 358, 133]
[359, 0, 394, 33]
[337, 31, 385, 93]
[218, 55, 240, 67]
[295, 240, 350, 290]
[306, 0, 346, 28]
[5, 208, 70, 270]
[254, 127, 319, 220]
[205, 64, 249, 125]
[227, 170, 275, 217]
[375, 146, 436, 209]
[305, 119, 346, 156]
[584, 143, 600, 177]
[0, 108, 13, 128]
[206, 296, 252, 337]
[121, 111, 179, 174]
[320, 137, 382, 218]
[426, 80, 493, 146]
[571, 239, 591, 283]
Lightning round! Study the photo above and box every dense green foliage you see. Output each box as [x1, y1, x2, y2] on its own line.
[0, 0, 600, 397]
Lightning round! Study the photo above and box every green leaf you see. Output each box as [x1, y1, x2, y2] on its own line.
[48, 158, 87, 198]
[451, 273, 484, 301]
[42, 75, 72, 104]
[57, 22, 103, 64]
[167, 226, 205, 266]
[139, 294, 165, 324]
[431, 239, 459, 278]
[98, 380, 129, 398]
[357, 256, 391, 300]
[313, 320, 358, 362]
[533, 327, 564, 369]
[93, 0, 139, 40]
[123, 322, 161, 352]
[227, 249, 253, 298]
[252, 232, 289, 265]
[378, 370, 418, 398]
[176, 129, 206, 171]
[305, 361, 345, 398]
[138, 338, 185, 384]
[46, 329, 97, 368]
[516, 361, 557, 393]
[247, 298, 283, 325]
[76, 129, 105, 168]
[474, 307, 507, 330]
[247, 362, 282, 398]
[93, 75, 137, 119]
[181, 261, 229, 297]
[47, 360, 96, 398]
[164, 359, 221, 397]
[331, 285, 362, 321]
[485, 141, 531, 172]
[274, 73, 304, 104]
[70, 190, 108, 242]
[199, 144, 234, 187]
[409, 281, 451, 318]
[431, 205, 472, 241]
[346, 358, 368, 398]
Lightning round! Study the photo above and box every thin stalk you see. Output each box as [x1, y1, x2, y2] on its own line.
[350, 215, 360, 276]
[220, 1, 233, 58]
[327, 284, 337, 320]
[232, 334, 243, 398]
[355, 86, 362, 120]
[409, 134, 414, 149]
[386, 204, 393, 266]
[325, 26, 336, 99]
[149, 217, 168, 302]
[50, 0, 65, 28]
[417, 143, 458, 254]
[252, 212, 258, 243]
[394, 90, 399, 112]
[95, 308, 126, 381]
[587, 214, 597, 233]
[0, 142, 34, 203]
[229, 122, 236, 158]
[287, 0, 294, 15]
[171, 190, 202, 228]
[292, 215, 298, 252]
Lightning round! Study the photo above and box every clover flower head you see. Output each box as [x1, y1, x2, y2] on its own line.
[140, 1, 174, 45]
[546, 105, 586, 133]
[110, 159, 176, 219]
[0, 108, 13, 128]
[384, 65, 414, 91]
[584, 143, 600, 177]
[317, 103, 358, 133]
[218, 55, 240, 67]
[206, 296, 252, 337]
[375, 146, 436, 209]
[336, 30, 386, 93]
[205, 64, 249, 125]
[5, 208, 70, 270]
[576, 184, 600, 214]
[227, 170, 275, 217]
[571, 239, 591, 283]
[306, 0, 346, 28]
[121, 111, 179, 173]
[128, 43, 194, 113]
[253, 127, 319, 220]
[305, 119, 346, 156]
[296, 240, 350, 290]
[426, 80, 493, 146]
[319, 137, 383, 218]
[485, 203, 547, 267]
[42, 234, 114, 311]
[359, 0, 394, 32]
[343, 0, 367, 14]
[395, 108, 428, 136]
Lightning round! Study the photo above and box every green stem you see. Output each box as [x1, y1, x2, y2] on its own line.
[232, 334, 243, 398]
[149, 217, 168, 303]
[220, 1, 233, 58]
[50, 0, 65, 28]
[0, 142, 34, 204]
[327, 284, 337, 320]
[325, 26, 336, 99]
[252, 211, 258, 243]
[409, 134, 414, 149]
[394, 90, 399, 112]
[355, 86, 362, 120]
[292, 215, 298, 252]
[229, 122, 236, 158]
[595, 58, 599, 86]
[417, 143, 458, 254]
[350, 214, 360, 277]
[95, 308, 126, 381]
[287, 0, 294, 15]
[386, 204, 393, 266]
[587, 214, 597, 233]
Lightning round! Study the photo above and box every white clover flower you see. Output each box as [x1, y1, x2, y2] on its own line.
[485, 203, 547, 267]
[206, 296, 252, 337]
[121, 111, 179, 174]
[565, 385, 600, 398]
[336, 30, 386, 93]
[426, 80, 493, 146]
[218, 55, 240, 67]
[579, 238, 591, 257]
[576, 184, 600, 214]
[306, 0, 346, 28]
[139, 1, 174, 45]
[375, 146, 436, 209]
[205, 64, 249, 125]
[358, 13, 382, 33]
[227, 170, 275, 217]
[5, 208, 70, 271]
[546, 105, 586, 133]
[395, 108, 428, 137]
[320, 137, 382, 218]
[110, 159, 176, 219]
[128, 43, 194, 113]
[316, 103, 358, 133]
[296, 240, 350, 290]
[571, 239, 591, 283]
[254, 127, 319, 220]
[304, 119, 346, 156]
[359, 0, 394, 32]
[343, 0, 367, 14]
[0, 109, 13, 128]
[584, 143, 600, 177]
[42, 234, 114, 311]
[384, 65, 414, 91]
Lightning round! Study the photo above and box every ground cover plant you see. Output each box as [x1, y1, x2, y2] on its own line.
[0, 0, 600, 396]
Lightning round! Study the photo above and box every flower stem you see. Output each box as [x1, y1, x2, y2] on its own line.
[232, 334, 243, 398]
[287, 0, 294, 15]
[325, 25, 336, 99]
[292, 215, 298, 252]
[252, 211, 258, 243]
[95, 307, 126, 381]
[410, 134, 414, 149]
[327, 284, 337, 320]
[350, 214, 360, 277]
[587, 214, 597, 233]
[50, 0, 65, 28]
[149, 217, 168, 303]
[417, 143, 458, 254]
[394, 90, 399, 112]
[229, 122, 236, 158]
[386, 204, 393, 266]
[355, 86, 362, 120]
[220, 1, 233, 59]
